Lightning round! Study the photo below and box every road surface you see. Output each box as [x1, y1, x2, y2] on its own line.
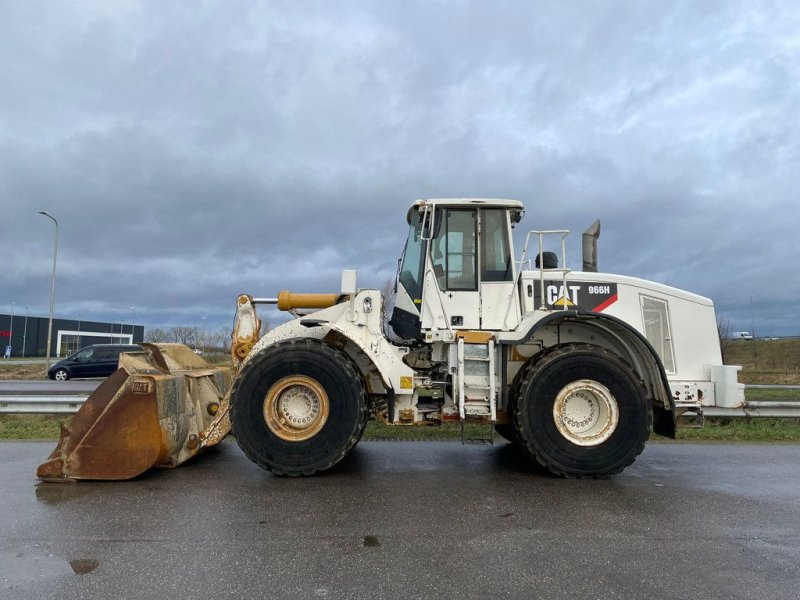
[1, 440, 799, 599]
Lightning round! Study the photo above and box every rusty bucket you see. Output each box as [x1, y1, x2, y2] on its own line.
[37, 344, 232, 481]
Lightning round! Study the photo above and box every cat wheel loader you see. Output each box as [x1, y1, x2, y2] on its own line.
[37, 198, 744, 481]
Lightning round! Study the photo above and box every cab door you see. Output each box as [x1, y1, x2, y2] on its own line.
[422, 208, 480, 330]
[479, 208, 520, 330]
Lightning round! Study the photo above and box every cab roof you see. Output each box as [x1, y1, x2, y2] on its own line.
[407, 198, 524, 223]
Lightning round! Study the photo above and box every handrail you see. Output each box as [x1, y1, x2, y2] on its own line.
[502, 229, 571, 329]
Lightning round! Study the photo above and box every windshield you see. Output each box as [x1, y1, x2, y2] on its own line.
[398, 210, 426, 308]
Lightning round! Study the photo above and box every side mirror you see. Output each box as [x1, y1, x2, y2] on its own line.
[582, 220, 601, 272]
[394, 258, 401, 293]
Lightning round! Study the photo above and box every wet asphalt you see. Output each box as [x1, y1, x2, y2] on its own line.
[1, 440, 799, 600]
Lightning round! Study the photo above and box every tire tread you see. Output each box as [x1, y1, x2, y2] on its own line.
[231, 338, 368, 477]
[512, 343, 652, 479]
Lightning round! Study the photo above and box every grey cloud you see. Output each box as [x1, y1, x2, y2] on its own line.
[1, 0, 798, 336]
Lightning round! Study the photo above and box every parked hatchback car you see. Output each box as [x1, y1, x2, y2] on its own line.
[47, 344, 143, 381]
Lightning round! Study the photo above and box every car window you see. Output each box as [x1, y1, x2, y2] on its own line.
[73, 348, 94, 361]
[94, 347, 115, 360]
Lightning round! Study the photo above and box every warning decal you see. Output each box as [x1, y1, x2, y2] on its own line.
[532, 281, 619, 313]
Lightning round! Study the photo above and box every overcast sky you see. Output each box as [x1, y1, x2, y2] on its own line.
[1, 0, 798, 336]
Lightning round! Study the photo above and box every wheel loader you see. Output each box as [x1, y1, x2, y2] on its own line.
[37, 198, 744, 481]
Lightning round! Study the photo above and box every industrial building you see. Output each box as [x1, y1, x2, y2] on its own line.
[0, 313, 144, 358]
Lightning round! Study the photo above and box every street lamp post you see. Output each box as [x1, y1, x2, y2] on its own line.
[22, 306, 28, 358]
[38, 211, 58, 370]
[111, 308, 116, 344]
[9, 302, 15, 357]
[750, 295, 758, 369]
[200, 315, 207, 354]
[130, 306, 136, 342]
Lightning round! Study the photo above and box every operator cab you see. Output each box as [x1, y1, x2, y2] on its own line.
[390, 198, 524, 340]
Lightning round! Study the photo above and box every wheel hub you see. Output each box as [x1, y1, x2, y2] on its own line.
[553, 379, 619, 446]
[263, 375, 329, 442]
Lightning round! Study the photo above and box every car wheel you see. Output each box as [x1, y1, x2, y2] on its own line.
[53, 369, 70, 381]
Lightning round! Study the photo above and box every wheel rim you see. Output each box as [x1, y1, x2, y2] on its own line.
[263, 375, 329, 442]
[552, 379, 619, 447]
[55, 370, 67, 381]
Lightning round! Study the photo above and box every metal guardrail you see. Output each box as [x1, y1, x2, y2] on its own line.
[0, 396, 87, 414]
[701, 403, 800, 418]
[1, 392, 799, 417]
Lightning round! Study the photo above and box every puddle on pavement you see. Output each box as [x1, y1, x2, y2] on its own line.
[362, 535, 380, 548]
[69, 559, 99, 574]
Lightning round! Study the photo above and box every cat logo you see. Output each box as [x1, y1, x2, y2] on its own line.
[534, 281, 618, 312]
[548, 285, 581, 307]
[553, 295, 575, 307]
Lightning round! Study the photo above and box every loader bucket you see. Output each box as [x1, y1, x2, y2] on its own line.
[37, 343, 233, 481]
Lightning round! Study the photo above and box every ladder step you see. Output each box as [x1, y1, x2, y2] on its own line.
[457, 337, 497, 426]
[676, 410, 705, 429]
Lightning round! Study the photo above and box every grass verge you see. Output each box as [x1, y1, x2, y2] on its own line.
[0, 364, 47, 380]
[674, 418, 800, 442]
[0, 415, 64, 440]
[3, 414, 800, 443]
[360, 418, 800, 443]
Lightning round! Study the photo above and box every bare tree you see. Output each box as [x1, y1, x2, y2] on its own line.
[168, 326, 196, 345]
[145, 328, 168, 343]
[215, 326, 232, 352]
[717, 317, 734, 364]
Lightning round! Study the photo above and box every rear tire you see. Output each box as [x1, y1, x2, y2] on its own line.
[512, 344, 650, 478]
[230, 338, 368, 476]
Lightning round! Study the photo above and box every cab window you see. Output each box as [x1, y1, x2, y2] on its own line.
[398, 210, 427, 308]
[480, 209, 513, 282]
[432, 209, 477, 291]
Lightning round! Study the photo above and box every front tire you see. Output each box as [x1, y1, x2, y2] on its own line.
[230, 338, 368, 476]
[512, 344, 650, 478]
[53, 368, 70, 381]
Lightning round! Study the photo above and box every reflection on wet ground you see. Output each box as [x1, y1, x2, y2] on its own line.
[34, 482, 94, 506]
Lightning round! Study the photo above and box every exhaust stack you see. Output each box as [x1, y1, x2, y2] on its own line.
[582, 220, 601, 272]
